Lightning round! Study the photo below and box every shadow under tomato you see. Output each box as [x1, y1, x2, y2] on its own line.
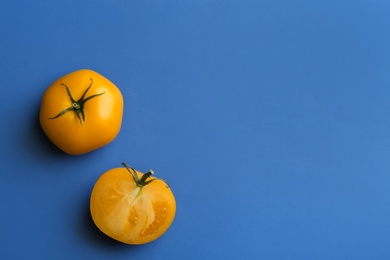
[23, 109, 68, 159]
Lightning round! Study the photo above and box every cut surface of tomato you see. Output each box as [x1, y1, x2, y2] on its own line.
[90, 163, 176, 244]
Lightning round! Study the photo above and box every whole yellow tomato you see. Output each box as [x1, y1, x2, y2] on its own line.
[39, 69, 123, 155]
[90, 163, 176, 244]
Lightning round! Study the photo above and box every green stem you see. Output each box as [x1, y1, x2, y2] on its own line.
[122, 162, 169, 188]
[49, 78, 105, 125]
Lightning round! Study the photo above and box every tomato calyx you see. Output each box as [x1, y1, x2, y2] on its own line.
[49, 78, 105, 125]
[122, 162, 169, 188]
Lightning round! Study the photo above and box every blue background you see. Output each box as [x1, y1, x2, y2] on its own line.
[1, 0, 390, 259]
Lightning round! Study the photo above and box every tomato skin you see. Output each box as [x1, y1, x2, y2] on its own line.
[90, 165, 176, 244]
[39, 69, 123, 155]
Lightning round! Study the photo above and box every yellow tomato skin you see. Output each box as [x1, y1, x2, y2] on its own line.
[39, 69, 123, 155]
[90, 166, 176, 244]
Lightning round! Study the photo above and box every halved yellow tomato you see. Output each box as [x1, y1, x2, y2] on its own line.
[39, 69, 123, 155]
[90, 163, 176, 244]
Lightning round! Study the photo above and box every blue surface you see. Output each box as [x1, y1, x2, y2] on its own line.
[1, 0, 390, 259]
